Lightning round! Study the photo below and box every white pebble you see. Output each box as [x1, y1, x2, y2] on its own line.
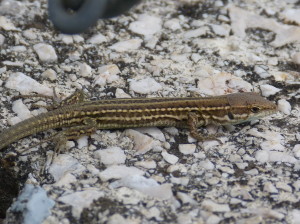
[291, 210, 300, 224]
[135, 160, 157, 169]
[59, 34, 73, 44]
[293, 144, 300, 158]
[12, 99, 32, 120]
[111, 175, 173, 200]
[94, 64, 120, 86]
[77, 136, 88, 149]
[255, 150, 269, 163]
[257, 150, 297, 164]
[292, 52, 300, 65]
[263, 182, 278, 193]
[11, 46, 26, 52]
[260, 141, 285, 151]
[276, 182, 292, 192]
[41, 69, 57, 81]
[79, 63, 92, 77]
[124, 129, 161, 154]
[254, 65, 270, 78]
[260, 84, 281, 97]
[281, 8, 300, 25]
[277, 99, 291, 115]
[109, 39, 142, 52]
[99, 165, 144, 181]
[23, 29, 37, 40]
[178, 144, 196, 155]
[94, 146, 126, 166]
[210, 24, 230, 36]
[217, 15, 230, 22]
[202, 200, 230, 212]
[184, 26, 209, 39]
[129, 77, 162, 94]
[2, 61, 23, 67]
[161, 150, 179, 164]
[115, 88, 131, 98]
[135, 127, 166, 141]
[58, 189, 104, 218]
[33, 43, 57, 63]
[5, 72, 53, 95]
[0, 34, 4, 45]
[87, 33, 107, 44]
[199, 159, 215, 170]
[0, 16, 18, 30]
[129, 14, 162, 36]
[164, 18, 181, 31]
[49, 154, 86, 181]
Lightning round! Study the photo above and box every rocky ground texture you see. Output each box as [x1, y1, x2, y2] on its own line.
[0, 0, 300, 223]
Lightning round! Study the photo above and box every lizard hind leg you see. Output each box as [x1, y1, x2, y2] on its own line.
[46, 117, 98, 169]
[187, 112, 223, 143]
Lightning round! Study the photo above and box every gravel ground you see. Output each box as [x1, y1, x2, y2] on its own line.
[0, 0, 300, 223]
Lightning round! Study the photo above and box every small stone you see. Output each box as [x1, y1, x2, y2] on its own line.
[0, 34, 4, 45]
[12, 99, 31, 120]
[23, 29, 37, 40]
[218, 166, 235, 174]
[99, 165, 144, 181]
[59, 34, 73, 44]
[191, 53, 201, 63]
[217, 14, 230, 22]
[161, 150, 179, 164]
[176, 192, 197, 205]
[5, 72, 53, 95]
[292, 52, 300, 65]
[10, 184, 55, 224]
[268, 151, 297, 163]
[260, 141, 285, 151]
[276, 182, 292, 192]
[11, 46, 26, 52]
[263, 182, 278, 193]
[94, 146, 126, 166]
[33, 43, 57, 63]
[210, 24, 230, 36]
[49, 154, 86, 181]
[87, 33, 107, 44]
[178, 144, 196, 155]
[79, 63, 92, 77]
[41, 69, 57, 81]
[58, 189, 104, 218]
[110, 175, 173, 200]
[109, 39, 142, 52]
[281, 8, 300, 25]
[293, 145, 300, 158]
[115, 88, 131, 98]
[124, 129, 161, 154]
[164, 18, 181, 31]
[254, 65, 270, 78]
[202, 200, 230, 212]
[291, 210, 300, 224]
[129, 77, 162, 94]
[199, 160, 215, 170]
[94, 64, 120, 86]
[2, 61, 23, 67]
[129, 14, 162, 36]
[277, 99, 291, 115]
[135, 127, 166, 141]
[0, 16, 18, 30]
[260, 84, 281, 97]
[184, 27, 209, 39]
[135, 160, 156, 169]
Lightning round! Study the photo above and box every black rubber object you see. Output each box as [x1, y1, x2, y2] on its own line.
[48, 0, 107, 34]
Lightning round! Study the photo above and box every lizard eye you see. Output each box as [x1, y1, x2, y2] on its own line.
[251, 106, 260, 113]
